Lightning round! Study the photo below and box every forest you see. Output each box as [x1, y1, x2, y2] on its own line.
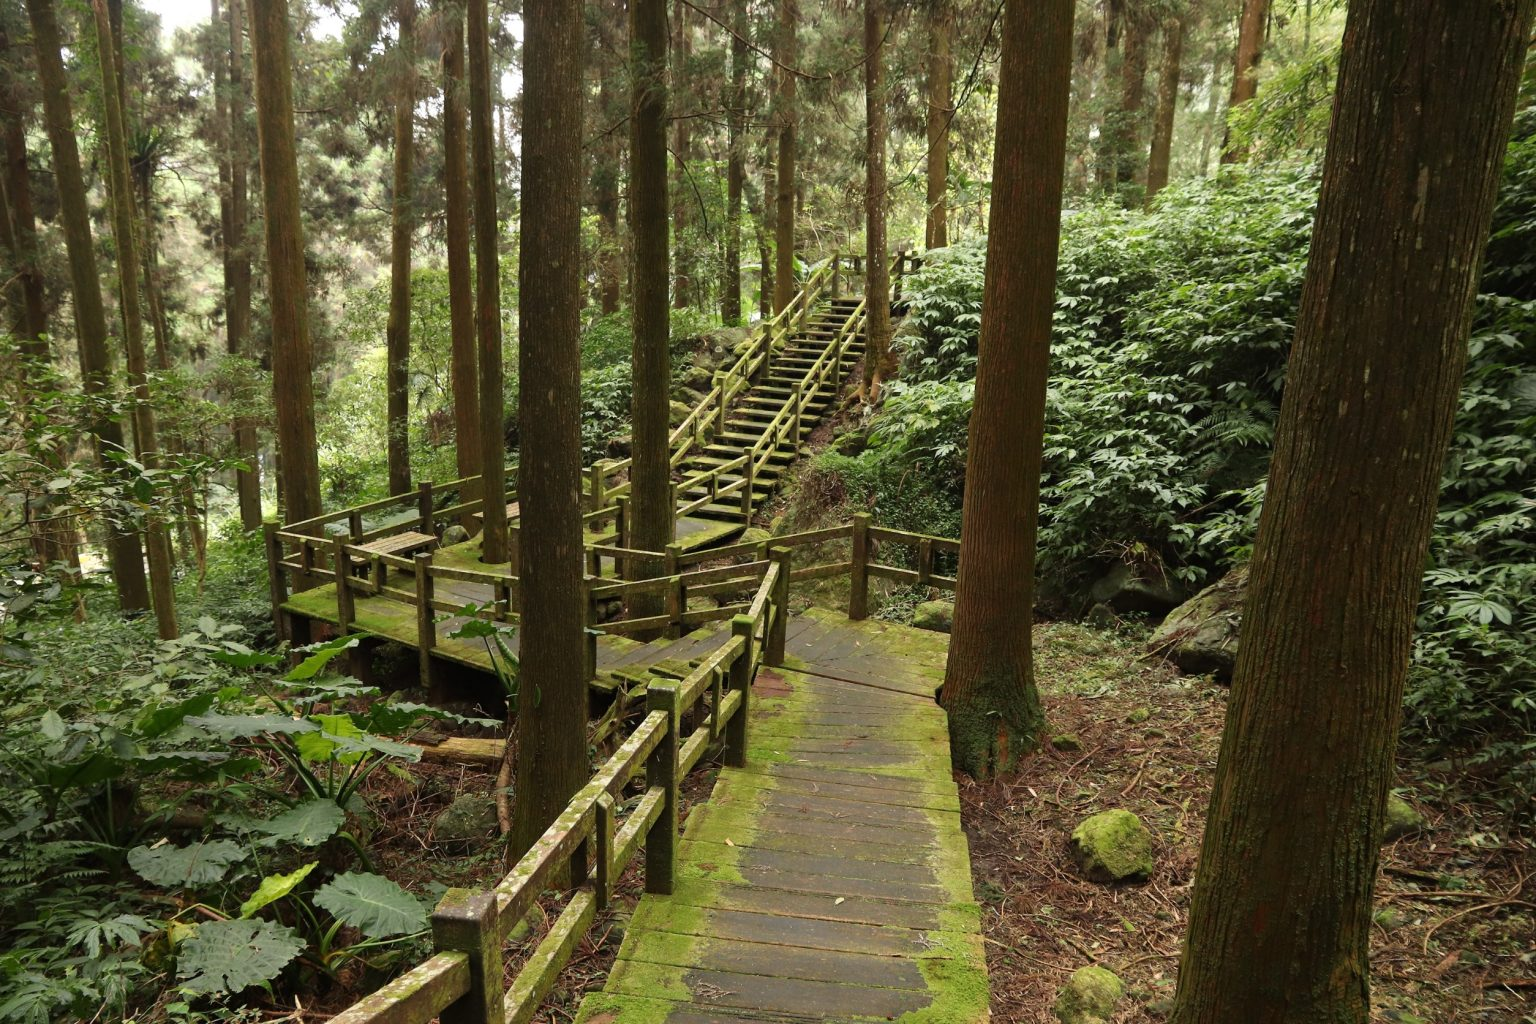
[0, 0, 1533, 1021]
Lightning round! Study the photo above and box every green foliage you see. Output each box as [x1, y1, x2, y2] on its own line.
[311, 872, 428, 938]
[175, 919, 304, 996]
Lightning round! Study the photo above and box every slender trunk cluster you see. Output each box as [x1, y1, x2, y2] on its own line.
[1171, 1, 1535, 1020]
[386, 0, 416, 497]
[469, 0, 506, 564]
[924, 0, 952, 250]
[440, 3, 480, 513]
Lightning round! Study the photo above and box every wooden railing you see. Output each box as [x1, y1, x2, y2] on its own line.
[327, 549, 788, 1024]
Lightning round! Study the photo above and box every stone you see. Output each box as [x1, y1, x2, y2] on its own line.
[441, 524, 470, 547]
[683, 364, 716, 391]
[911, 600, 954, 634]
[739, 527, 772, 546]
[607, 435, 632, 458]
[1070, 810, 1153, 884]
[1088, 563, 1184, 616]
[669, 400, 693, 426]
[1053, 966, 1125, 1023]
[1085, 602, 1118, 628]
[1382, 793, 1426, 843]
[431, 793, 499, 849]
[1148, 566, 1247, 681]
[1126, 707, 1151, 725]
[1051, 734, 1083, 752]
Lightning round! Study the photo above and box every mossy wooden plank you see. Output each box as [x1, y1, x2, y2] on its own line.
[646, 879, 978, 932]
[574, 992, 852, 1024]
[604, 961, 933, 1020]
[708, 787, 951, 832]
[619, 933, 929, 991]
[727, 768, 962, 811]
[631, 902, 942, 953]
[682, 841, 940, 887]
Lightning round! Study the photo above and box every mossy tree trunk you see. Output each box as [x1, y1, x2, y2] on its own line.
[249, 0, 322, 528]
[628, 0, 671, 619]
[594, 13, 622, 317]
[771, 0, 796, 313]
[670, 0, 691, 309]
[440, 1, 480, 515]
[721, 0, 747, 325]
[469, 0, 506, 563]
[923, 0, 951, 251]
[26, 0, 150, 611]
[1113, 2, 1149, 188]
[226, 0, 261, 530]
[512, 0, 588, 861]
[1219, 0, 1267, 164]
[92, 0, 178, 640]
[386, 0, 416, 497]
[939, 0, 1073, 779]
[1144, 13, 1182, 202]
[1170, 2, 1535, 1021]
[860, 0, 890, 400]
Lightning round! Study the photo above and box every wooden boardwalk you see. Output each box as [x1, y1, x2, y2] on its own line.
[576, 610, 989, 1023]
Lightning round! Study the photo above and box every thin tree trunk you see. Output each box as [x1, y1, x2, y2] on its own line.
[228, 0, 260, 529]
[1095, 0, 1122, 192]
[1170, 2, 1535, 1020]
[469, 0, 506, 563]
[758, 133, 774, 318]
[1220, 0, 1268, 164]
[670, 0, 690, 309]
[386, 0, 416, 497]
[249, 0, 323, 527]
[595, 37, 622, 316]
[512, 0, 588, 862]
[1145, 14, 1183, 202]
[771, 0, 796, 313]
[1115, 4, 1149, 188]
[861, 0, 889, 399]
[1199, 50, 1223, 177]
[0, 26, 47, 351]
[939, 0, 1073, 778]
[924, 0, 951, 250]
[92, 0, 178, 640]
[721, 0, 746, 324]
[628, 0, 671, 621]
[441, 2, 480, 517]
[25, 0, 150, 611]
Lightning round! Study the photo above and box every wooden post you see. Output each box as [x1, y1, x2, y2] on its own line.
[331, 536, 354, 633]
[849, 513, 870, 621]
[725, 613, 753, 767]
[767, 545, 790, 665]
[594, 792, 615, 910]
[590, 461, 606, 510]
[741, 456, 754, 517]
[507, 522, 521, 576]
[431, 888, 505, 1024]
[615, 495, 629, 550]
[644, 680, 679, 894]
[664, 542, 684, 639]
[714, 372, 728, 437]
[417, 480, 435, 534]
[347, 509, 363, 540]
[263, 521, 288, 640]
[917, 537, 934, 586]
[830, 254, 841, 298]
[415, 552, 436, 696]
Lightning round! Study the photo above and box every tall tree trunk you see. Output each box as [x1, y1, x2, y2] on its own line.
[249, 0, 322, 527]
[670, 0, 691, 309]
[924, 0, 951, 250]
[469, 0, 506, 563]
[1114, 3, 1149, 188]
[771, 0, 796, 313]
[939, 0, 1073, 778]
[758, 133, 774, 318]
[1198, 49, 1223, 177]
[0, 26, 46, 351]
[1145, 14, 1183, 202]
[227, 0, 260, 529]
[1094, 0, 1122, 192]
[628, 0, 670, 619]
[861, 0, 889, 399]
[595, 37, 622, 316]
[1169, 2, 1535, 1020]
[92, 0, 178, 640]
[1219, 0, 1268, 164]
[386, 0, 416, 497]
[26, 0, 150, 611]
[721, 0, 746, 324]
[441, 2, 480, 514]
[512, 0, 587, 862]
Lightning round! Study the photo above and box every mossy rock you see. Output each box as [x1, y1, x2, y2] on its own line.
[1381, 793, 1426, 843]
[911, 600, 954, 634]
[1053, 965, 1124, 1023]
[668, 400, 693, 426]
[739, 527, 772, 546]
[441, 524, 470, 547]
[1051, 734, 1083, 752]
[431, 793, 499, 850]
[1126, 707, 1151, 724]
[1088, 563, 1184, 616]
[1070, 809, 1153, 884]
[1148, 566, 1247, 681]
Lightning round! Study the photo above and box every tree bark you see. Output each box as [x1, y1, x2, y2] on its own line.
[938, 0, 1073, 778]
[1114, 3, 1149, 188]
[1219, 0, 1268, 164]
[721, 0, 747, 324]
[1170, 2, 1535, 1021]
[595, 26, 622, 316]
[670, 0, 691, 309]
[511, 0, 587, 861]
[249, 0, 323, 527]
[227, 0, 260, 529]
[758, 133, 775, 318]
[92, 0, 178, 640]
[0, 24, 47, 352]
[771, 0, 796, 313]
[469, 0, 506, 563]
[924, 0, 951, 250]
[26, 0, 150, 611]
[628, 0, 671, 620]
[1145, 14, 1183, 202]
[861, 0, 889, 399]
[386, 0, 416, 497]
[441, 2, 480, 516]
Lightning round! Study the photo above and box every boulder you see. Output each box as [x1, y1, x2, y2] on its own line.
[1070, 809, 1153, 884]
[682, 364, 716, 391]
[1053, 966, 1125, 1024]
[911, 600, 954, 634]
[431, 793, 499, 849]
[1089, 563, 1184, 616]
[1149, 566, 1246, 680]
[1051, 734, 1083, 753]
[669, 400, 692, 426]
[607, 435, 632, 458]
[1381, 793, 1426, 843]
[441, 524, 470, 547]
[739, 527, 772, 547]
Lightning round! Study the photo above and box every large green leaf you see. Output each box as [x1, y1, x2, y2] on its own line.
[128, 840, 247, 887]
[240, 862, 317, 918]
[313, 872, 427, 938]
[285, 635, 363, 681]
[242, 799, 346, 847]
[187, 712, 319, 738]
[176, 918, 303, 995]
[294, 714, 419, 764]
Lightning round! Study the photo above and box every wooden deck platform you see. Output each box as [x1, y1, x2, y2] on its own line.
[575, 612, 989, 1023]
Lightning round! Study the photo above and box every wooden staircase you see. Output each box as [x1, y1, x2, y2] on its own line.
[679, 297, 866, 522]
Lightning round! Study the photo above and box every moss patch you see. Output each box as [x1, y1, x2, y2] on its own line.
[1069, 810, 1153, 884]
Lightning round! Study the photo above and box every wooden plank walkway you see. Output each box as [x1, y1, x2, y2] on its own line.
[575, 613, 989, 1024]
